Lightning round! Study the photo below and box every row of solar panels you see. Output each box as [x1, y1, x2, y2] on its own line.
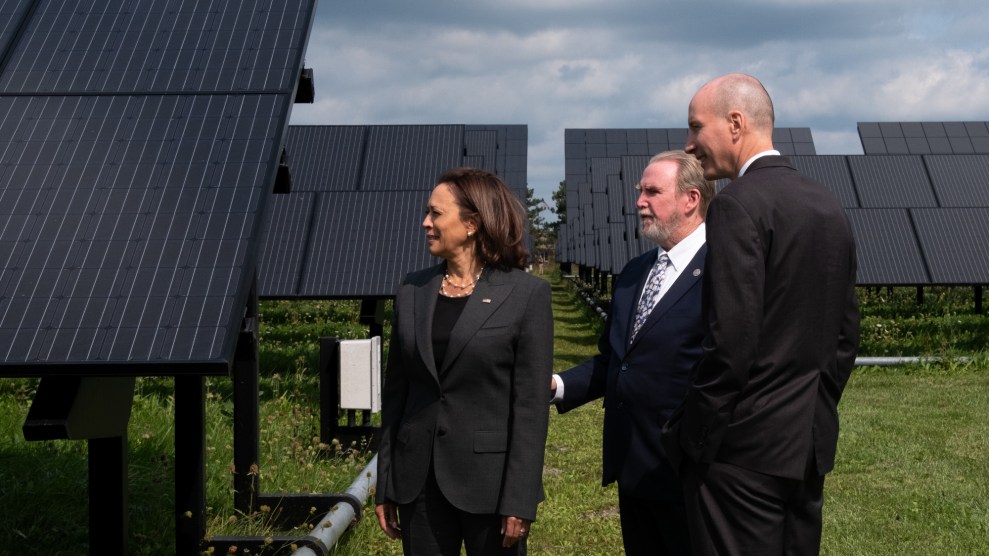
[256, 124, 529, 299]
[557, 124, 989, 286]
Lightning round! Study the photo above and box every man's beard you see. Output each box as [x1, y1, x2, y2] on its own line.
[640, 210, 680, 247]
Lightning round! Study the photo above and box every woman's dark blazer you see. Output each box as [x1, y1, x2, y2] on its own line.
[375, 264, 553, 521]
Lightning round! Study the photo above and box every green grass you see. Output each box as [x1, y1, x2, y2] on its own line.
[1, 276, 988, 554]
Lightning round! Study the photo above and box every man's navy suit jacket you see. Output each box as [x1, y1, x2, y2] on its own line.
[556, 244, 706, 501]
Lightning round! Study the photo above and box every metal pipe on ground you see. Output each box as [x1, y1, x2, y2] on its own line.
[291, 454, 378, 556]
[856, 356, 971, 366]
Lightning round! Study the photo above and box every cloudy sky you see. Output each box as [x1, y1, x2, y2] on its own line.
[289, 0, 989, 210]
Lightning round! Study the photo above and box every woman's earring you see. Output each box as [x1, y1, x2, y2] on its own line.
[467, 230, 474, 237]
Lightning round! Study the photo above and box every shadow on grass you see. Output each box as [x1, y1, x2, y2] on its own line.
[0, 433, 177, 555]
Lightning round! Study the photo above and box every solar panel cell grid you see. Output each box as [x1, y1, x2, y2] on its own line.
[924, 155, 989, 207]
[844, 208, 929, 285]
[912, 207, 989, 284]
[788, 156, 859, 208]
[284, 126, 365, 191]
[0, 92, 287, 370]
[0, 0, 312, 95]
[362, 125, 464, 190]
[847, 155, 938, 208]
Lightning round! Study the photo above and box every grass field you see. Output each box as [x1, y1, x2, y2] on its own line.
[0, 273, 987, 554]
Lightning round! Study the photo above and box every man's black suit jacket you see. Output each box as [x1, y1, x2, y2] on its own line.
[664, 155, 860, 480]
[375, 264, 553, 521]
[557, 244, 706, 500]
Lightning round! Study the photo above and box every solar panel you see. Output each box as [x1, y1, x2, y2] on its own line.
[299, 191, 432, 298]
[0, 1, 32, 55]
[256, 125, 529, 299]
[590, 157, 620, 193]
[568, 126, 989, 287]
[924, 155, 989, 207]
[595, 226, 612, 273]
[789, 155, 859, 208]
[592, 191, 609, 229]
[361, 125, 463, 190]
[844, 209, 929, 285]
[609, 222, 628, 274]
[465, 129, 498, 171]
[773, 128, 816, 155]
[561, 127, 817, 268]
[0, 1, 312, 94]
[283, 126, 365, 191]
[606, 174, 626, 223]
[859, 121, 989, 155]
[911, 207, 989, 284]
[255, 192, 315, 297]
[847, 155, 938, 208]
[0, 93, 288, 373]
[0, 0, 315, 375]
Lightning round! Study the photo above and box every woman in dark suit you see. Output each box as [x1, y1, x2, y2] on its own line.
[374, 167, 553, 555]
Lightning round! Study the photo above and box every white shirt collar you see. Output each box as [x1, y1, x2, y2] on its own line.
[738, 149, 781, 177]
[659, 222, 706, 272]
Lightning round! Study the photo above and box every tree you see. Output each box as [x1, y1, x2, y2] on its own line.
[525, 186, 554, 267]
[551, 180, 566, 226]
[526, 186, 547, 233]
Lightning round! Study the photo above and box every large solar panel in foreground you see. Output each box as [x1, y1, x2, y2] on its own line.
[0, 0, 316, 375]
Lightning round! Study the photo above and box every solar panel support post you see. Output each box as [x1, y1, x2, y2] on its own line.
[22, 377, 135, 556]
[174, 375, 207, 556]
[295, 67, 315, 104]
[89, 435, 129, 556]
[319, 336, 341, 449]
[233, 279, 262, 515]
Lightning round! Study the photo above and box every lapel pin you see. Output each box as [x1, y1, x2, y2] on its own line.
[482, 298, 492, 303]
[693, 269, 702, 277]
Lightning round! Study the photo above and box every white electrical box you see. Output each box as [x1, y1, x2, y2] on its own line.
[338, 336, 382, 412]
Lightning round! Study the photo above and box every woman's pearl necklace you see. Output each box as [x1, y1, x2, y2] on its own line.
[441, 266, 483, 298]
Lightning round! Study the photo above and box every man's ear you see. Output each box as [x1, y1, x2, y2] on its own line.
[683, 188, 701, 214]
[728, 110, 744, 140]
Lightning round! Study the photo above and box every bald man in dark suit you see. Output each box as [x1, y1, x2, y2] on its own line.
[662, 73, 860, 556]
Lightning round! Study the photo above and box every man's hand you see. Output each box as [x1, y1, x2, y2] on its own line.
[501, 515, 530, 547]
[375, 502, 401, 540]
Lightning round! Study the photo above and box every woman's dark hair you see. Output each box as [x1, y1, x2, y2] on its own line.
[437, 167, 529, 270]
